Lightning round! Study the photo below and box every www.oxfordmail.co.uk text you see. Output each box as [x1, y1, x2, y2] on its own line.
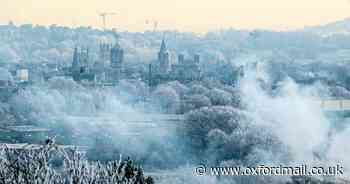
[195, 164, 344, 176]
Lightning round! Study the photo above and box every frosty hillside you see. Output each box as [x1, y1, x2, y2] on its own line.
[1, 14, 350, 183]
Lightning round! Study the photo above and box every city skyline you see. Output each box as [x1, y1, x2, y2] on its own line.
[2, 0, 350, 32]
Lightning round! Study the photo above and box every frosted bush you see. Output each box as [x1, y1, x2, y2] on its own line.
[0, 144, 154, 184]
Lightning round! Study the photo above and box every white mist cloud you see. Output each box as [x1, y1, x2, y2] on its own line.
[240, 69, 330, 164]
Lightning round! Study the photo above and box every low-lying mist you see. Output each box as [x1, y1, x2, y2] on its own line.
[9, 77, 185, 169]
[239, 70, 350, 179]
[7, 67, 350, 183]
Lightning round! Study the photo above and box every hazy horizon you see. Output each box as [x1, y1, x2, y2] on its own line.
[2, 0, 350, 33]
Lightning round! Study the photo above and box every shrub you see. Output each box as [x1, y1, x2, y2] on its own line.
[182, 94, 211, 112]
[182, 106, 287, 165]
[0, 144, 154, 184]
[183, 106, 250, 156]
[205, 88, 233, 106]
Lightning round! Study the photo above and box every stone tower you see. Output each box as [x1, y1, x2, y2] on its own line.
[99, 43, 112, 61]
[110, 43, 124, 69]
[72, 47, 89, 72]
[109, 43, 124, 82]
[71, 47, 90, 81]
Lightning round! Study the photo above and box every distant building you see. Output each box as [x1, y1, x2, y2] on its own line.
[99, 43, 112, 62]
[98, 42, 124, 68]
[98, 42, 125, 83]
[71, 47, 96, 82]
[109, 43, 124, 82]
[157, 39, 171, 74]
[16, 69, 29, 82]
[8, 65, 30, 83]
[149, 39, 172, 86]
[171, 54, 201, 82]
[70, 41, 125, 84]
[149, 39, 201, 86]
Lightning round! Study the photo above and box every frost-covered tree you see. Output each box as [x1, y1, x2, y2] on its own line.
[221, 85, 241, 107]
[328, 85, 350, 98]
[164, 81, 189, 98]
[183, 106, 250, 155]
[0, 45, 20, 64]
[118, 79, 149, 103]
[206, 88, 233, 106]
[188, 84, 209, 95]
[183, 106, 287, 164]
[182, 94, 211, 112]
[151, 85, 180, 114]
[0, 144, 154, 184]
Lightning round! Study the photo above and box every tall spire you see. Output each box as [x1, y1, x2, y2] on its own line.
[73, 47, 78, 60]
[157, 38, 170, 74]
[160, 39, 167, 52]
[72, 47, 79, 69]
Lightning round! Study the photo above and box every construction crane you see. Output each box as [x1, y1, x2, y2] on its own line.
[98, 12, 117, 30]
[145, 19, 158, 32]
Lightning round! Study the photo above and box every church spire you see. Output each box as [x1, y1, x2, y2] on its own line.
[72, 47, 80, 70]
[160, 39, 167, 53]
[157, 38, 170, 74]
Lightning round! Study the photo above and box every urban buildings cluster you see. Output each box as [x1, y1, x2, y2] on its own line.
[68, 38, 202, 86]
